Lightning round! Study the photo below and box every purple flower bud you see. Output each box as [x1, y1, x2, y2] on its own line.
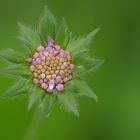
[48, 47, 54, 53]
[56, 84, 64, 91]
[43, 51, 48, 56]
[41, 83, 48, 89]
[47, 83, 54, 93]
[59, 70, 64, 75]
[64, 77, 69, 82]
[30, 65, 35, 72]
[53, 50, 59, 55]
[47, 36, 54, 45]
[34, 52, 39, 58]
[39, 79, 43, 84]
[33, 73, 38, 78]
[40, 73, 46, 79]
[56, 76, 62, 82]
[55, 45, 61, 51]
[50, 79, 55, 84]
[26, 58, 33, 63]
[49, 84, 54, 90]
[70, 64, 75, 69]
[59, 52, 65, 58]
[48, 42, 54, 48]
[33, 78, 39, 84]
[37, 46, 45, 52]
[41, 56, 46, 61]
[36, 58, 41, 64]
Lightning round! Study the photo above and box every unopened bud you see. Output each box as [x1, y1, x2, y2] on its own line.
[70, 64, 74, 70]
[56, 84, 64, 91]
[26, 58, 33, 63]
[55, 45, 61, 51]
[41, 83, 48, 90]
[37, 46, 45, 52]
[40, 73, 46, 79]
[33, 78, 39, 84]
[30, 65, 35, 72]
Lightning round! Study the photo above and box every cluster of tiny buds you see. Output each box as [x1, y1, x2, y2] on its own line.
[26, 36, 74, 93]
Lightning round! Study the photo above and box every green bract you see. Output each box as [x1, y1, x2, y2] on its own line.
[0, 6, 103, 117]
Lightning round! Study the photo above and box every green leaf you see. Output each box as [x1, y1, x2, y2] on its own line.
[0, 64, 32, 79]
[55, 18, 72, 48]
[0, 49, 26, 64]
[72, 80, 98, 101]
[38, 6, 57, 45]
[58, 91, 79, 116]
[28, 85, 44, 110]
[39, 94, 57, 117]
[18, 22, 41, 52]
[73, 57, 104, 78]
[1, 78, 30, 98]
[83, 58, 104, 72]
[67, 28, 100, 55]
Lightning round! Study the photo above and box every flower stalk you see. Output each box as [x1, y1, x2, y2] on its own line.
[22, 109, 43, 140]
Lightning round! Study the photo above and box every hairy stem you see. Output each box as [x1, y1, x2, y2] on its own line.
[22, 109, 43, 140]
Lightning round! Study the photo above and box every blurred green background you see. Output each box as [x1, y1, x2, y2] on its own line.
[0, 0, 140, 140]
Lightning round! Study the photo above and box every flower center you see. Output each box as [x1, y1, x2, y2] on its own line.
[26, 42, 74, 93]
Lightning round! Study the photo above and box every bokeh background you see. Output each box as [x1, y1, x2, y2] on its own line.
[0, 0, 140, 140]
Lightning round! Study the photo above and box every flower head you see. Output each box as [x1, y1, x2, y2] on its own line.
[0, 6, 103, 117]
[27, 36, 74, 93]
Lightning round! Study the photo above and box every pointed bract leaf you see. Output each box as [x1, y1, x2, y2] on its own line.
[72, 80, 98, 101]
[55, 18, 72, 48]
[0, 49, 26, 64]
[39, 94, 57, 117]
[73, 57, 104, 78]
[18, 22, 41, 51]
[84, 58, 104, 72]
[67, 28, 100, 55]
[58, 92, 79, 116]
[0, 64, 32, 79]
[1, 78, 30, 98]
[0, 65, 23, 75]
[28, 85, 44, 110]
[38, 6, 57, 45]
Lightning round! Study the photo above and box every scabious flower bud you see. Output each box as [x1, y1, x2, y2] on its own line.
[37, 46, 45, 52]
[30, 65, 35, 72]
[70, 64, 75, 69]
[41, 83, 48, 90]
[27, 36, 74, 93]
[33, 78, 39, 84]
[55, 45, 61, 51]
[56, 84, 64, 91]
[26, 58, 33, 63]
[48, 36, 54, 45]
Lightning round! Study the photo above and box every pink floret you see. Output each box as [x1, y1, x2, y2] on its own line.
[37, 46, 45, 52]
[56, 84, 64, 91]
[26, 58, 33, 63]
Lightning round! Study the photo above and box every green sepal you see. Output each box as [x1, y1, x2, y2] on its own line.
[73, 57, 104, 78]
[28, 85, 45, 110]
[1, 77, 30, 98]
[39, 93, 57, 117]
[58, 91, 79, 116]
[38, 6, 57, 45]
[67, 28, 100, 56]
[55, 18, 72, 49]
[72, 80, 98, 101]
[0, 49, 27, 64]
[0, 64, 32, 79]
[18, 22, 41, 52]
